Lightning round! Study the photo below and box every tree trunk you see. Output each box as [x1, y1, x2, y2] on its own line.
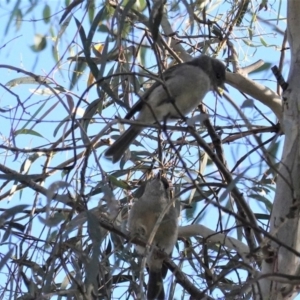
[260, 1, 300, 299]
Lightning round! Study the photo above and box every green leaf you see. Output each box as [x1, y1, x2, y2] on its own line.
[2, 227, 11, 243]
[30, 34, 47, 52]
[80, 99, 100, 144]
[20, 101, 48, 130]
[4, 0, 21, 35]
[118, 0, 135, 39]
[260, 37, 268, 47]
[0, 205, 28, 221]
[69, 60, 86, 90]
[249, 193, 272, 212]
[60, 0, 83, 24]
[88, 0, 95, 23]
[20, 153, 43, 174]
[53, 116, 71, 137]
[0, 248, 14, 271]
[108, 175, 131, 189]
[98, 24, 109, 33]
[134, 0, 147, 11]
[185, 201, 199, 221]
[38, 212, 66, 227]
[15, 8, 22, 31]
[254, 213, 270, 220]
[249, 62, 272, 74]
[14, 129, 44, 138]
[236, 0, 249, 26]
[6, 76, 51, 87]
[43, 4, 51, 23]
[241, 99, 254, 109]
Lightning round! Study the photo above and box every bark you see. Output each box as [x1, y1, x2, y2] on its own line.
[259, 1, 300, 299]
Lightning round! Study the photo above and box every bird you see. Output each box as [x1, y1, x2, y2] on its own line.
[105, 55, 227, 162]
[127, 176, 178, 299]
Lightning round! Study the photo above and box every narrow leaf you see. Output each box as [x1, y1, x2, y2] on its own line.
[14, 129, 43, 138]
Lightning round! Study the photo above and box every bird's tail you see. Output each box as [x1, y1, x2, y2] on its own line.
[147, 270, 164, 300]
[105, 126, 140, 163]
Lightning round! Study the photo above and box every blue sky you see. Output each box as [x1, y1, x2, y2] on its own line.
[0, 0, 294, 299]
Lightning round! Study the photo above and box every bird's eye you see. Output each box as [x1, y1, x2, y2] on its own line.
[216, 72, 222, 79]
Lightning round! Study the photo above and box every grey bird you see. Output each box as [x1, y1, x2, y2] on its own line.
[105, 55, 227, 162]
[128, 176, 178, 300]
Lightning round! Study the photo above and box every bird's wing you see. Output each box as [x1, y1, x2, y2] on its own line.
[124, 64, 181, 120]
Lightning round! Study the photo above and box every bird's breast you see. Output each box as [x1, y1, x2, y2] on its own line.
[137, 67, 211, 122]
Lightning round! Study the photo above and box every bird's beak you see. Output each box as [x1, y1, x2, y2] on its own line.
[216, 84, 228, 97]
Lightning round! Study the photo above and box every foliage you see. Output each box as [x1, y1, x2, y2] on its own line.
[0, 0, 288, 299]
